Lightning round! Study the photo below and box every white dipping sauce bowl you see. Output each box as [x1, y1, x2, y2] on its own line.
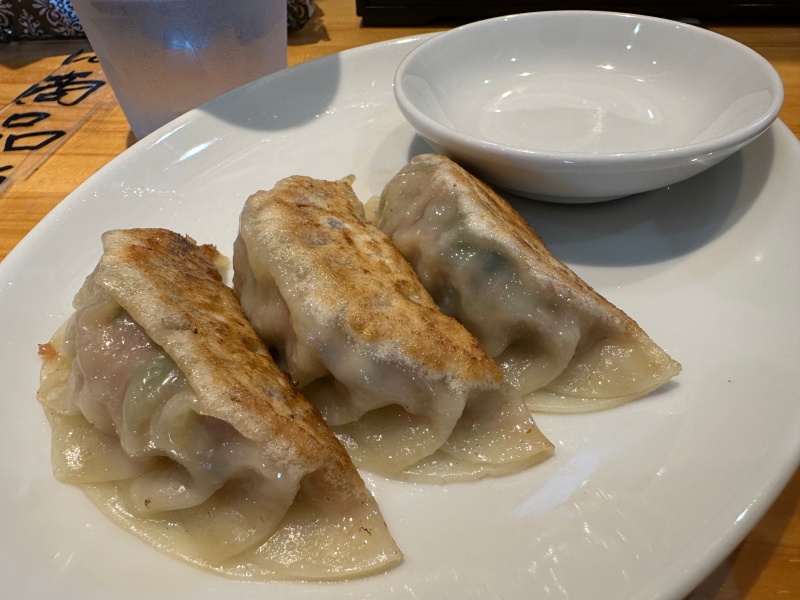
[394, 11, 784, 202]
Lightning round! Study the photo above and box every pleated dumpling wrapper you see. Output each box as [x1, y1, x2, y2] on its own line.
[374, 154, 681, 413]
[37, 228, 401, 581]
[233, 176, 553, 482]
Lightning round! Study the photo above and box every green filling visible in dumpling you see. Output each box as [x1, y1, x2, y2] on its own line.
[121, 353, 186, 458]
[448, 240, 511, 277]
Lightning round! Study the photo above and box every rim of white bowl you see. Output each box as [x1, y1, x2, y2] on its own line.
[394, 11, 785, 167]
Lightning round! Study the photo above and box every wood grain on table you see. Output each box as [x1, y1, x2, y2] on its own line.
[0, 1, 797, 597]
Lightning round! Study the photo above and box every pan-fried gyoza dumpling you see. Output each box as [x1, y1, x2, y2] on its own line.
[37, 228, 401, 580]
[233, 177, 553, 482]
[374, 154, 681, 413]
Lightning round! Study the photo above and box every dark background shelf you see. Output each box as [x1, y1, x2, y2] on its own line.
[356, 1, 800, 26]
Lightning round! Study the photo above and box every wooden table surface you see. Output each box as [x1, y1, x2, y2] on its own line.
[0, 1, 797, 597]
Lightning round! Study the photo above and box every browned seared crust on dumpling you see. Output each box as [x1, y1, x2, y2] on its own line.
[376, 154, 681, 412]
[96, 229, 345, 479]
[234, 177, 553, 481]
[37, 228, 401, 581]
[239, 176, 502, 386]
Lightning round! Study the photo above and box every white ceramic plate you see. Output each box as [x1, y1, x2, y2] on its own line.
[1, 36, 798, 600]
